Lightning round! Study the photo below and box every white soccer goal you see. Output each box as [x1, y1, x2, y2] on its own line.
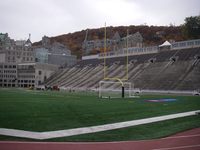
[99, 80, 133, 98]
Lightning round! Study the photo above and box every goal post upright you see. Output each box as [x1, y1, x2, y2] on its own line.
[104, 22, 107, 79]
[103, 23, 129, 81]
[126, 29, 129, 80]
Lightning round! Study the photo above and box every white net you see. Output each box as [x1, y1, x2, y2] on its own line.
[99, 80, 132, 98]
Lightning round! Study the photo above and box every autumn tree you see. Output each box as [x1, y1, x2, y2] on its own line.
[182, 15, 200, 39]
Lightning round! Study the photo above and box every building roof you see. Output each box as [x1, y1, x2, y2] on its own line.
[122, 32, 143, 42]
[112, 32, 121, 40]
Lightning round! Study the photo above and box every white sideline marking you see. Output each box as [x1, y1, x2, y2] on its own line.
[153, 144, 200, 150]
[0, 110, 199, 140]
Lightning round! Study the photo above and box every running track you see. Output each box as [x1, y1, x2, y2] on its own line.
[0, 128, 200, 150]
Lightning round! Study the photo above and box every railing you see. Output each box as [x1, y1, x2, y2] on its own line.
[99, 46, 158, 58]
[82, 54, 99, 60]
[98, 39, 200, 59]
[171, 39, 200, 50]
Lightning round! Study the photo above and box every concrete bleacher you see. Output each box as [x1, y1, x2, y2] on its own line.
[74, 66, 103, 88]
[45, 68, 69, 86]
[45, 47, 200, 91]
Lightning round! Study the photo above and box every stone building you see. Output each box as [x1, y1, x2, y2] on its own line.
[121, 32, 143, 48]
[0, 63, 17, 87]
[35, 36, 77, 67]
[0, 33, 34, 64]
[17, 63, 58, 88]
[0, 33, 35, 88]
[0, 33, 61, 88]
[0, 62, 58, 88]
[82, 31, 143, 55]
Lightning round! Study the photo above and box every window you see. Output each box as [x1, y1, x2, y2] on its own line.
[38, 70, 42, 75]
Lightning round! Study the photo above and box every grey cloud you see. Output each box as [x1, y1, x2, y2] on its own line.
[0, 0, 199, 42]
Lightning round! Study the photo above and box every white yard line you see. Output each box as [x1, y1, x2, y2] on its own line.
[0, 110, 199, 140]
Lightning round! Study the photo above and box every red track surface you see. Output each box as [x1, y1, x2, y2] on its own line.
[0, 128, 200, 150]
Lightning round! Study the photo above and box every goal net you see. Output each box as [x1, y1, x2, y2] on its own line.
[99, 80, 132, 98]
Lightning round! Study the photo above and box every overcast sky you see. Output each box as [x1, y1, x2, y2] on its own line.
[0, 0, 199, 42]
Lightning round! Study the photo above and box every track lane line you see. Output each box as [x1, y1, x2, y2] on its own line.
[153, 144, 200, 150]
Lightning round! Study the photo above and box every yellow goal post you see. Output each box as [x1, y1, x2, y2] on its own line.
[99, 23, 130, 98]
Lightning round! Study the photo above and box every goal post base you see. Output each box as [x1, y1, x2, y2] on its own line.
[98, 80, 133, 99]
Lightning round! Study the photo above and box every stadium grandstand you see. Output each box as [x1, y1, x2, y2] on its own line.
[44, 39, 200, 95]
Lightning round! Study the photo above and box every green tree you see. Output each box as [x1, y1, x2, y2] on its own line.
[182, 15, 200, 39]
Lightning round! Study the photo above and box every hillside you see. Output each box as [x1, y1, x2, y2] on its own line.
[33, 25, 186, 58]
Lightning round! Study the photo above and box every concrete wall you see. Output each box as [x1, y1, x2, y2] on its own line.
[35, 63, 58, 86]
[48, 54, 76, 67]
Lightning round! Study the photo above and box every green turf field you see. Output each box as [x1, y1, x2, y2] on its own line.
[0, 88, 199, 141]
